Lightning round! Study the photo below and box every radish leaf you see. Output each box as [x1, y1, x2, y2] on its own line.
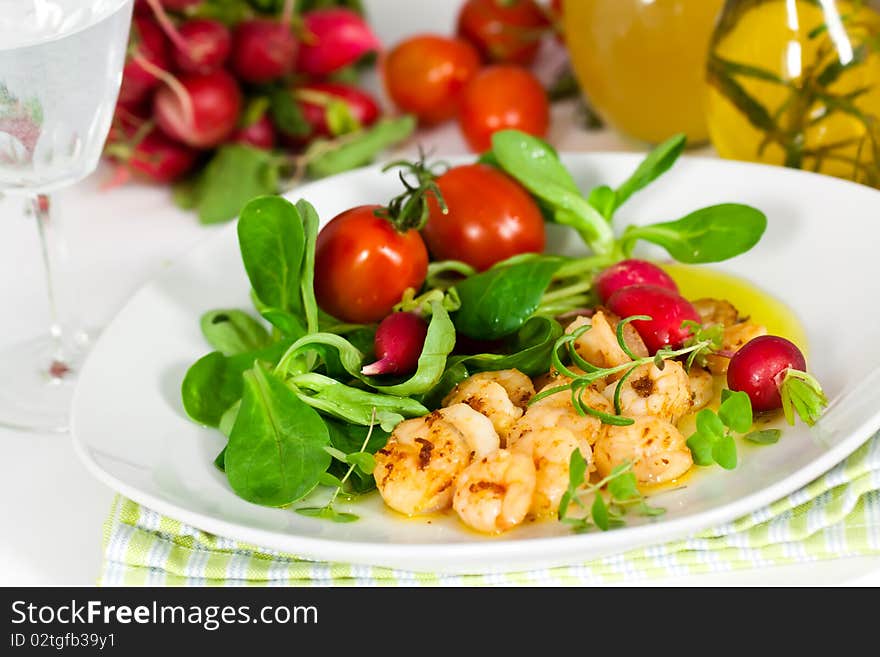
[175, 144, 279, 225]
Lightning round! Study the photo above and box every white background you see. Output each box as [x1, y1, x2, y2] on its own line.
[1, 0, 878, 586]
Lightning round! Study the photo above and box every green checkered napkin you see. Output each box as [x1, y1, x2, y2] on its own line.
[99, 433, 880, 586]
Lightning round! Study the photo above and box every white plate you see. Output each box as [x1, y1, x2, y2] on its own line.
[71, 154, 880, 574]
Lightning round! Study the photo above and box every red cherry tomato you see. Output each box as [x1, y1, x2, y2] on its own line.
[382, 34, 481, 125]
[422, 163, 545, 271]
[456, 0, 549, 65]
[605, 285, 700, 354]
[594, 259, 679, 303]
[314, 205, 429, 324]
[727, 336, 807, 412]
[457, 65, 549, 152]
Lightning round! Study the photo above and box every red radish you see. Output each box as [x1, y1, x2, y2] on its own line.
[282, 82, 380, 146]
[119, 16, 171, 107]
[171, 19, 231, 74]
[109, 100, 151, 141]
[595, 259, 678, 303]
[297, 8, 381, 76]
[129, 130, 198, 182]
[104, 123, 198, 185]
[158, 0, 201, 9]
[231, 18, 298, 84]
[361, 312, 429, 376]
[121, 129, 199, 182]
[232, 114, 276, 150]
[153, 70, 242, 148]
[606, 285, 700, 354]
[727, 335, 826, 427]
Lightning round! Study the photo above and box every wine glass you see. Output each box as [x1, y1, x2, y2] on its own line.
[0, 0, 134, 432]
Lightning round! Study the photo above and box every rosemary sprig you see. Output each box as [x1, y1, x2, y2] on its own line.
[708, 6, 880, 186]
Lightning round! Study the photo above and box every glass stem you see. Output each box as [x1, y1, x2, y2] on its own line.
[31, 193, 70, 380]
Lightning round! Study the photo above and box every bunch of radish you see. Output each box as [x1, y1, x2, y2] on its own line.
[106, 0, 400, 223]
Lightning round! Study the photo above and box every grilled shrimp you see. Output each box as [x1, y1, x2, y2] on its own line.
[437, 403, 500, 459]
[692, 298, 740, 327]
[510, 427, 592, 518]
[509, 378, 612, 446]
[566, 310, 649, 372]
[688, 365, 715, 412]
[443, 369, 535, 443]
[602, 360, 691, 424]
[452, 449, 537, 533]
[373, 411, 472, 516]
[706, 321, 768, 375]
[533, 365, 602, 393]
[593, 416, 693, 485]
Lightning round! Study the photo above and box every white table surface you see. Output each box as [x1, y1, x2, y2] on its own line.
[2, 0, 880, 587]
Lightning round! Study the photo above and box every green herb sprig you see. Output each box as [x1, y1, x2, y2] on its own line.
[780, 369, 828, 427]
[558, 452, 665, 532]
[529, 318, 718, 426]
[686, 389, 781, 470]
[297, 410, 378, 523]
[681, 320, 724, 369]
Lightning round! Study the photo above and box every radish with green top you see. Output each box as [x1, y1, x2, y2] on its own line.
[727, 335, 827, 426]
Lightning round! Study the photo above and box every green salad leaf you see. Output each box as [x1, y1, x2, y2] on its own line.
[180, 339, 292, 427]
[238, 195, 307, 320]
[490, 131, 616, 253]
[610, 133, 687, 216]
[453, 255, 564, 340]
[225, 364, 331, 507]
[199, 309, 272, 356]
[620, 204, 768, 264]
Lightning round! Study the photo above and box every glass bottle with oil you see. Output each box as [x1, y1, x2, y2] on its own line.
[562, 0, 725, 146]
[706, 0, 880, 187]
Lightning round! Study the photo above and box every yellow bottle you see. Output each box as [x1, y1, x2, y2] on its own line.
[706, 0, 880, 187]
[562, 0, 724, 146]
